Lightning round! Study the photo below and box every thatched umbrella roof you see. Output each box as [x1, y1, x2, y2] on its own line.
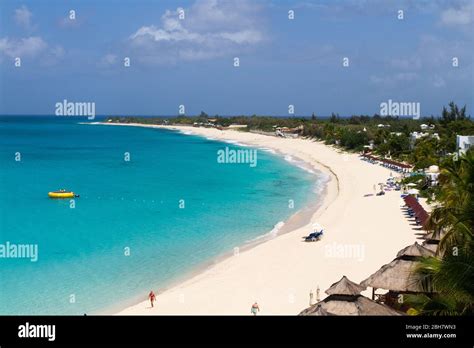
[299, 304, 334, 316]
[326, 275, 366, 296]
[421, 230, 442, 252]
[423, 231, 444, 244]
[421, 242, 438, 253]
[361, 242, 434, 293]
[299, 276, 403, 316]
[299, 296, 403, 316]
[361, 259, 421, 292]
[396, 242, 435, 258]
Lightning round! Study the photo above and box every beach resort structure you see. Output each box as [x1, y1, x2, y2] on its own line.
[420, 124, 435, 131]
[361, 242, 435, 308]
[360, 153, 413, 173]
[409, 131, 440, 149]
[300, 194, 437, 316]
[274, 125, 304, 138]
[299, 276, 403, 316]
[421, 230, 443, 253]
[456, 135, 474, 155]
[424, 165, 440, 186]
[227, 124, 248, 129]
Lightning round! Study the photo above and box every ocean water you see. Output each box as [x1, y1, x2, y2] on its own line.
[0, 116, 321, 314]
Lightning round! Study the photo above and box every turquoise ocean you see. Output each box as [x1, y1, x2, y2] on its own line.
[0, 116, 322, 314]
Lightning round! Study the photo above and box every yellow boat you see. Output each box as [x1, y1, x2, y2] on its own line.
[48, 190, 77, 198]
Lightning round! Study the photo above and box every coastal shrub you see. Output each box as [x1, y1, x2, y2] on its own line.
[339, 128, 368, 150]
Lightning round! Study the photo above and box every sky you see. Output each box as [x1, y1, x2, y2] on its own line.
[0, 0, 473, 116]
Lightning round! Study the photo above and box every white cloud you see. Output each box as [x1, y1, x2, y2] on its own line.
[373, 32, 471, 88]
[389, 35, 467, 72]
[370, 72, 419, 85]
[1, 6, 66, 65]
[128, 0, 267, 64]
[130, 23, 202, 43]
[219, 30, 263, 45]
[440, 2, 473, 26]
[185, 0, 265, 31]
[0, 36, 46, 58]
[100, 54, 118, 66]
[14, 5, 33, 30]
[0, 36, 65, 67]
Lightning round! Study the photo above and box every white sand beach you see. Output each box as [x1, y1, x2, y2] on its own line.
[101, 123, 418, 315]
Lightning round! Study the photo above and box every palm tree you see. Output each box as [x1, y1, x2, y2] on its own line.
[408, 241, 473, 315]
[426, 150, 474, 253]
[407, 149, 474, 315]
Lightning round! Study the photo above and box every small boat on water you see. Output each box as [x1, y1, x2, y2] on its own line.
[48, 190, 79, 198]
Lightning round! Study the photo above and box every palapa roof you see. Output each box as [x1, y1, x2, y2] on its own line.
[299, 304, 334, 316]
[325, 276, 366, 296]
[360, 259, 423, 292]
[361, 243, 434, 293]
[421, 230, 445, 255]
[396, 242, 435, 258]
[421, 242, 438, 253]
[299, 276, 403, 316]
[299, 296, 403, 316]
[422, 230, 442, 242]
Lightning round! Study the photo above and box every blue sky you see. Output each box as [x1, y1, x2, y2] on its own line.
[0, 0, 473, 116]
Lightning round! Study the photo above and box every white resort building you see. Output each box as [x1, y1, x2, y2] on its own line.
[456, 135, 474, 155]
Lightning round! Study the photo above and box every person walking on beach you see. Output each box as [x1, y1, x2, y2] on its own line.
[251, 302, 260, 316]
[148, 290, 156, 308]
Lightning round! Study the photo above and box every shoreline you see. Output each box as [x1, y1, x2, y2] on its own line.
[87, 122, 337, 315]
[88, 122, 418, 315]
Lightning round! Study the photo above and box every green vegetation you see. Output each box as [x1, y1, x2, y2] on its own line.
[108, 102, 474, 167]
[406, 150, 474, 315]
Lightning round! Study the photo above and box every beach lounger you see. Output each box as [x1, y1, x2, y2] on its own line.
[305, 231, 324, 242]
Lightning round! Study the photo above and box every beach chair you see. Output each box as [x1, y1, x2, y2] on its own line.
[305, 231, 324, 242]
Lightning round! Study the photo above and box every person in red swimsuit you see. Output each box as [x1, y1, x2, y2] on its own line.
[148, 290, 156, 308]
